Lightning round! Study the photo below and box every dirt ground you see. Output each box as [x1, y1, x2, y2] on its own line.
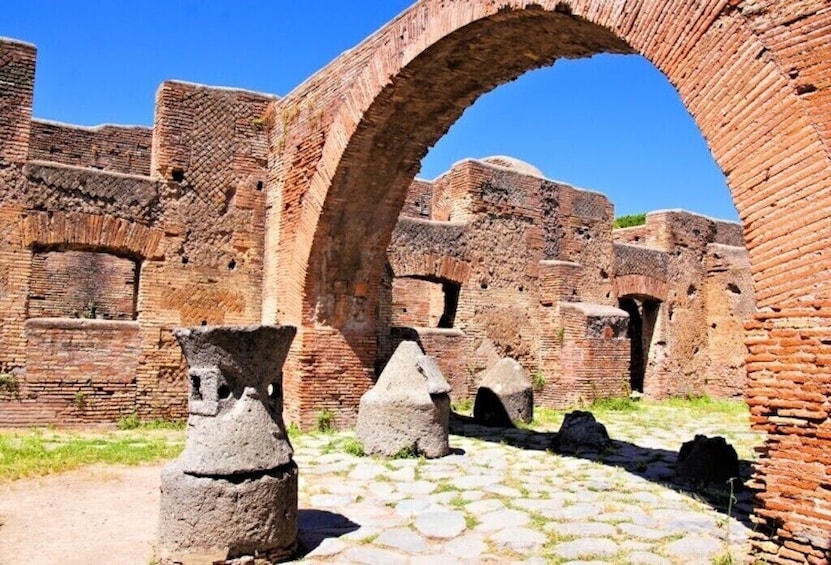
[0, 464, 161, 565]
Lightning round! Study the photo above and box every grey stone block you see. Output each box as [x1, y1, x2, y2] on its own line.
[555, 410, 610, 453]
[474, 358, 534, 425]
[356, 341, 451, 458]
[158, 459, 298, 563]
[159, 325, 299, 562]
[173, 325, 296, 475]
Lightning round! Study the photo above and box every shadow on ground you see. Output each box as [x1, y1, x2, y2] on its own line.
[295, 509, 360, 556]
[449, 412, 756, 529]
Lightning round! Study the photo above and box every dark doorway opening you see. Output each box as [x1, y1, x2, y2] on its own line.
[438, 280, 460, 328]
[391, 275, 461, 329]
[619, 296, 660, 393]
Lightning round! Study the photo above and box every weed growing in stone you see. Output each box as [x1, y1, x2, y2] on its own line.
[449, 493, 466, 509]
[451, 397, 473, 414]
[531, 370, 547, 391]
[392, 445, 418, 459]
[464, 513, 480, 529]
[0, 372, 19, 397]
[73, 391, 87, 410]
[315, 409, 335, 433]
[342, 438, 365, 457]
[286, 421, 302, 438]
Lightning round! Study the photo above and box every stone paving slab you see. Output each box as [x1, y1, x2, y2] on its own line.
[290, 412, 761, 564]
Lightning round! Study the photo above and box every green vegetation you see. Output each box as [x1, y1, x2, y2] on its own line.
[451, 397, 473, 414]
[531, 407, 567, 429]
[392, 445, 419, 459]
[315, 409, 335, 433]
[613, 213, 647, 229]
[531, 370, 546, 391]
[341, 438, 365, 457]
[0, 429, 184, 482]
[116, 413, 185, 431]
[286, 421, 302, 438]
[0, 372, 19, 397]
[661, 394, 746, 416]
[589, 396, 641, 413]
[72, 391, 87, 410]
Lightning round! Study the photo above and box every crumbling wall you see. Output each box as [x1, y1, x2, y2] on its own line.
[384, 158, 632, 407]
[384, 160, 755, 408]
[611, 211, 755, 399]
[28, 120, 151, 176]
[137, 81, 274, 419]
[0, 40, 275, 424]
[390, 277, 444, 327]
[702, 243, 755, 398]
[0, 319, 141, 426]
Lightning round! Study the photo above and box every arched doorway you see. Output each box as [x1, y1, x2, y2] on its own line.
[262, 3, 831, 558]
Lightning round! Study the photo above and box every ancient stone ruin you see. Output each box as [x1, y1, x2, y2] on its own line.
[382, 157, 755, 408]
[675, 434, 741, 486]
[2, 0, 831, 558]
[158, 325, 298, 563]
[554, 410, 611, 454]
[473, 357, 534, 426]
[0, 41, 753, 427]
[356, 340, 451, 458]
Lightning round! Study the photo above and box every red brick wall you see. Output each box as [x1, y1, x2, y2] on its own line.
[746, 311, 831, 563]
[0, 39, 35, 167]
[400, 178, 433, 219]
[28, 120, 151, 176]
[28, 249, 138, 320]
[138, 81, 274, 418]
[612, 212, 759, 401]
[703, 243, 756, 398]
[547, 302, 631, 407]
[0, 67, 272, 422]
[390, 277, 444, 327]
[0, 319, 140, 426]
[0, 204, 30, 374]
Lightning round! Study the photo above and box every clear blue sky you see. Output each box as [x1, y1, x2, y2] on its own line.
[1, 1, 737, 221]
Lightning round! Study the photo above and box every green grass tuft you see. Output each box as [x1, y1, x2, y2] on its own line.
[613, 213, 647, 229]
[342, 438, 365, 457]
[0, 429, 184, 482]
[451, 397, 473, 414]
[116, 413, 185, 431]
[590, 396, 641, 413]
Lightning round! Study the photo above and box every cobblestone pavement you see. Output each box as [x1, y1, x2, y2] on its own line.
[290, 409, 761, 564]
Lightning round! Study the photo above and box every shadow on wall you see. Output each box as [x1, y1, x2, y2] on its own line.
[449, 413, 757, 531]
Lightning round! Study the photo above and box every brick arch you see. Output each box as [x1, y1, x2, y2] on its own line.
[270, 4, 831, 557]
[614, 274, 668, 303]
[387, 252, 471, 285]
[21, 211, 163, 259]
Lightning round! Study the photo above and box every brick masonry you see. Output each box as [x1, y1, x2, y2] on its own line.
[0, 318, 141, 426]
[0, 1, 830, 559]
[383, 159, 756, 409]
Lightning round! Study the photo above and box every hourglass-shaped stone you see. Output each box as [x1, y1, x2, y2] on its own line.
[158, 325, 298, 563]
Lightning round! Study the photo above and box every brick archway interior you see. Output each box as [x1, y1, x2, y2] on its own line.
[267, 2, 831, 558]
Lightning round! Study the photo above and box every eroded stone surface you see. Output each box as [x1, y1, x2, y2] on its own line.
[555, 410, 610, 453]
[356, 341, 451, 458]
[158, 325, 298, 562]
[473, 357, 533, 426]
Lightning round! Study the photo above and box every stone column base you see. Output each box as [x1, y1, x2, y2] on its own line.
[158, 459, 298, 563]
